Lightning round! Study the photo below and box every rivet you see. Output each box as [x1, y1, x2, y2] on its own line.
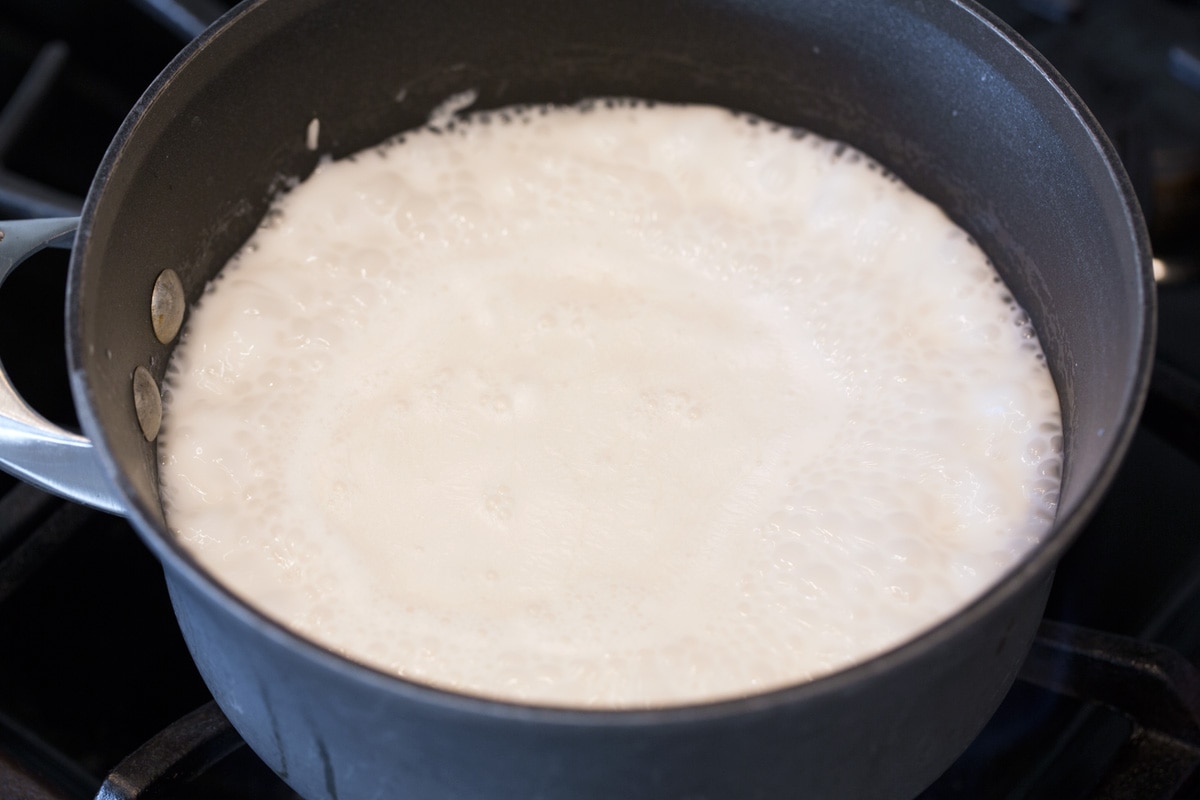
[133, 366, 162, 442]
[151, 269, 185, 344]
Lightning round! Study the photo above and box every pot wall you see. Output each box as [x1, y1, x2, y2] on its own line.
[167, 568, 1053, 799]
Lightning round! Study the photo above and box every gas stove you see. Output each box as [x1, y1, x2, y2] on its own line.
[1, 1, 1198, 798]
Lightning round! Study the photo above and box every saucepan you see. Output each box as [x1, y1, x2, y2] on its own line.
[0, 0, 1154, 796]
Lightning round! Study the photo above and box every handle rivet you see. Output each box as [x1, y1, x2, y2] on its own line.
[133, 366, 162, 442]
[151, 269, 185, 344]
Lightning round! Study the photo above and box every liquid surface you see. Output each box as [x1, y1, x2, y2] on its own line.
[159, 101, 1062, 708]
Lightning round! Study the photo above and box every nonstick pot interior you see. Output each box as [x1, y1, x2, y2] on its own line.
[73, 0, 1148, 540]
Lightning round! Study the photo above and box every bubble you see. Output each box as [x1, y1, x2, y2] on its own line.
[484, 486, 515, 522]
[886, 572, 924, 603]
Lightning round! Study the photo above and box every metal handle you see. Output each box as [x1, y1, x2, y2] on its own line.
[0, 218, 124, 514]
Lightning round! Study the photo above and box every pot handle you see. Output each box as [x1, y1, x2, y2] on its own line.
[0, 217, 124, 514]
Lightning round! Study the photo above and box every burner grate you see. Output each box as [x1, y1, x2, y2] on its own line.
[1023, 622, 1200, 798]
[0, 42, 81, 217]
[96, 704, 297, 800]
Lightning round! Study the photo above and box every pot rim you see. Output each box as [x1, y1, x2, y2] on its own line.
[66, 0, 1156, 726]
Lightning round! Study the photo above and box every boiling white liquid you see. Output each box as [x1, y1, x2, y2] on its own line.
[159, 101, 1062, 708]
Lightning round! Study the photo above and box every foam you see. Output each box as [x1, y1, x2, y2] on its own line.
[159, 100, 1062, 708]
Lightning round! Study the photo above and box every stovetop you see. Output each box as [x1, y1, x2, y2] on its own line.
[1, 1, 1199, 798]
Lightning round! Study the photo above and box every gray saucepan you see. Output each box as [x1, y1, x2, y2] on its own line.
[0, 0, 1154, 797]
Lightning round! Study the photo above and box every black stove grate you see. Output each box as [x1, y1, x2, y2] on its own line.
[1, 1, 1199, 798]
